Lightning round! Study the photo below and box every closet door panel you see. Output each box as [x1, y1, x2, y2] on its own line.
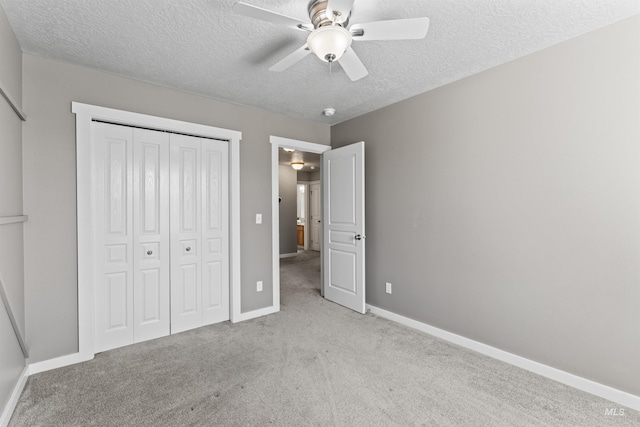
[133, 129, 170, 343]
[92, 121, 231, 352]
[170, 136, 203, 333]
[202, 141, 229, 324]
[179, 263, 199, 313]
[93, 122, 135, 353]
[140, 268, 161, 320]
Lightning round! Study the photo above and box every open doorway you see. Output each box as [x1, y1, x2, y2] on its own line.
[271, 136, 367, 314]
[270, 136, 330, 310]
[277, 147, 321, 256]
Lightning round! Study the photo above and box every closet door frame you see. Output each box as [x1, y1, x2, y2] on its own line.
[73, 102, 242, 362]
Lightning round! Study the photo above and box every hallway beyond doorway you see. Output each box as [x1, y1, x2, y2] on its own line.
[280, 251, 321, 306]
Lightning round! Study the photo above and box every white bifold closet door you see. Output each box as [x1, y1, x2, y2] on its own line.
[169, 134, 229, 333]
[93, 123, 171, 352]
[93, 122, 229, 353]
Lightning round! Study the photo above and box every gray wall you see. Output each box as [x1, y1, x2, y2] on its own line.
[279, 165, 298, 255]
[297, 170, 321, 182]
[0, 4, 26, 415]
[22, 54, 330, 363]
[296, 171, 312, 181]
[298, 169, 320, 181]
[332, 16, 640, 396]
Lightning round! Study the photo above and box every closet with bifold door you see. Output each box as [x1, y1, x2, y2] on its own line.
[92, 121, 229, 353]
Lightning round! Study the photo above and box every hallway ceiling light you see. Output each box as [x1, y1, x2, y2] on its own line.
[291, 162, 304, 170]
[283, 148, 295, 152]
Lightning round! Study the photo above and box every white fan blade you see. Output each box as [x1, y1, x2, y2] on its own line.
[326, 0, 355, 24]
[269, 44, 311, 72]
[338, 47, 368, 81]
[233, 2, 312, 31]
[351, 17, 430, 41]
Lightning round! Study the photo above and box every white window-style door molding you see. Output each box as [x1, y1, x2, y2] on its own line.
[73, 102, 242, 361]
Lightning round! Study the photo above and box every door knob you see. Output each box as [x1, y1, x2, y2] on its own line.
[354, 234, 366, 241]
[147, 250, 153, 255]
[186, 246, 191, 252]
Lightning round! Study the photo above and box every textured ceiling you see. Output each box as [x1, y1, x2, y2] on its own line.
[1, 0, 638, 124]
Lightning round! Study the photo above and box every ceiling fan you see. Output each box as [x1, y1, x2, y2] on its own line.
[233, 0, 430, 81]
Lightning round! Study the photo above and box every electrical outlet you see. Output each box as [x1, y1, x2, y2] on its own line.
[256, 213, 262, 224]
[385, 282, 392, 294]
[257, 280, 263, 292]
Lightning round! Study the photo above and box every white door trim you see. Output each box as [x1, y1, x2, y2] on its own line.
[296, 182, 311, 250]
[270, 136, 330, 312]
[308, 180, 322, 252]
[73, 102, 242, 361]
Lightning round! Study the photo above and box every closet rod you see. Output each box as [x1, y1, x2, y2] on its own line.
[0, 275, 29, 358]
[0, 78, 26, 121]
[0, 215, 28, 226]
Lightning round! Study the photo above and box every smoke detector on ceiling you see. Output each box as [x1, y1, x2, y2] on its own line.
[323, 108, 336, 117]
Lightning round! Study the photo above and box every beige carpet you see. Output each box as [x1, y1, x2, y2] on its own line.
[10, 250, 639, 426]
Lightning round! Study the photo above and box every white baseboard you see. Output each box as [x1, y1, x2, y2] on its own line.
[27, 352, 93, 376]
[1, 353, 93, 425]
[231, 305, 279, 323]
[0, 366, 28, 427]
[279, 253, 298, 259]
[367, 304, 640, 412]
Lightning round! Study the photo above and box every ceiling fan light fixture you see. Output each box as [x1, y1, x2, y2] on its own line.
[291, 161, 304, 170]
[307, 25, 352, 63]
